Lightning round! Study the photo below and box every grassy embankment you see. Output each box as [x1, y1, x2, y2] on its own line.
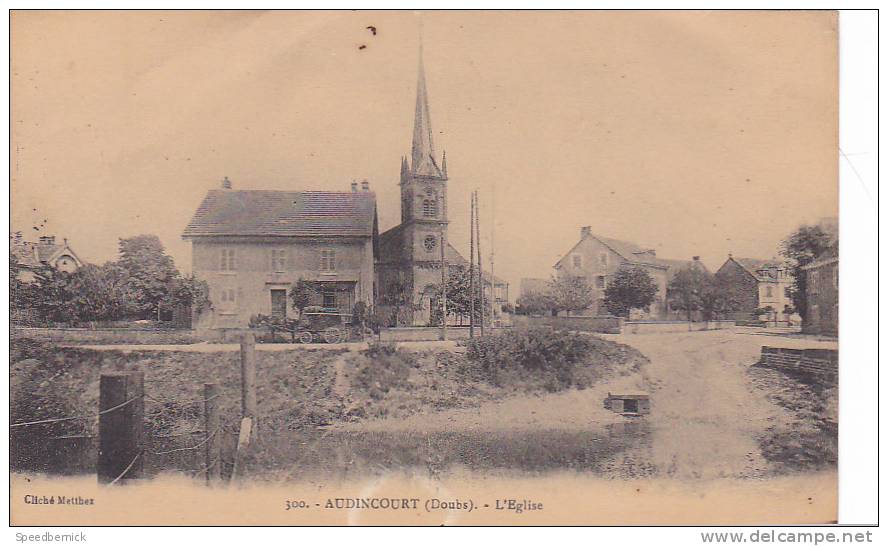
[11, 329, 648, 480]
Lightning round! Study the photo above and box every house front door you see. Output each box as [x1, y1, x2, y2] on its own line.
[270, 289, 287, 319]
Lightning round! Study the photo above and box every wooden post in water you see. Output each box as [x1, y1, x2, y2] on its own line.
[98, 371, 144, 484]
[204, 383, 221, 484]
[240, 333, 258, 440]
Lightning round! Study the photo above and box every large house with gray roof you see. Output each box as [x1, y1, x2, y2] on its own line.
[552, 227, 705, 318]
[182, 181, 378, 329]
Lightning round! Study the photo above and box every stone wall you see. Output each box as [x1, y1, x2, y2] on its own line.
[511, 315, 624, 334]
[622, 320, 736, 334]
[757, 346, 838, 381]
[376, 326, 475, 342]
[13, 327, 205, 345]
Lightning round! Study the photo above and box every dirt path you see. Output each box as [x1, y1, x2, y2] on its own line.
[613, 330, 793, 479]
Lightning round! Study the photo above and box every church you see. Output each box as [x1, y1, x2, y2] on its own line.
[376, 51, 509, 327]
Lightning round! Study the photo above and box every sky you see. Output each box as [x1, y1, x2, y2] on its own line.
[10, 11, 838, 295]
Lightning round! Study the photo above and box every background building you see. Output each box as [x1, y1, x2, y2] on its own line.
[714, 256, 795, 323]
[802, 248, 838, 336]
[11, 233, 82, 282]
[552, 227, 704, 319]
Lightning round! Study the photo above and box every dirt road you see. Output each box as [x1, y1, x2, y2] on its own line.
[613, 330, 790, 479]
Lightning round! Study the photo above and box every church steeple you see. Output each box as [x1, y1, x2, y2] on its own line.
[411, 46, 444, 178]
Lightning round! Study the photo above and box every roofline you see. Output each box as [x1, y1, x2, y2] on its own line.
[553, 233, 670, 270]
[719, 256, 762, 281]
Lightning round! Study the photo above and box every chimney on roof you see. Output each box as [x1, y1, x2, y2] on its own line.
[221, 176, 232, 190]
[580, 226, 592, 238]
[351, 181, 358, 192]
[361, 179, 370, 192]
[39, 235, 56, 246]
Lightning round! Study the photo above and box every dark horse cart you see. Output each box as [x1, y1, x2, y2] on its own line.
[251, 311, 351, 344]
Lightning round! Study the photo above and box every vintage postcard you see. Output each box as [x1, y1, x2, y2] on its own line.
[10, 10, 839, 525]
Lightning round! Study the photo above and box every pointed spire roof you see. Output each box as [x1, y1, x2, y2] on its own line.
[411, 45, 444, 178]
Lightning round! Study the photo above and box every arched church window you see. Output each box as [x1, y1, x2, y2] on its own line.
[423, 235, 437, 252]
[422, 199, 438, 217]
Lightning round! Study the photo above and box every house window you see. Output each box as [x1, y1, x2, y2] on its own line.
[572, 255, 582, 268]
[423, 235, 437, 252]
[219, 288, 237, 305]
[596, 275, 606, 289]
[220, 248, 236, 271]
[599, 253, 608, 267]
[271, 249, 287, 272]
[320, 249, 336, 271]
[765, 286, 773, 298]
[422, 199, 438, 218]
[322, 288, 336, 309]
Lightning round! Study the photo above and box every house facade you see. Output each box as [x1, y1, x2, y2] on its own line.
[801, 249, 838, 336]
[182, 182, 378, 329]
[552, 227, 704, 319]
[714, 256, 794, 322]
[11, 233, 83, 282]
[520, 278, 549, 297]
[376, 48, 508, 326]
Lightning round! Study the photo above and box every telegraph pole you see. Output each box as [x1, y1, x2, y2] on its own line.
[469, 193, 476, 338]
[475, 190, 484, 337]
[490, 183, 497, 327]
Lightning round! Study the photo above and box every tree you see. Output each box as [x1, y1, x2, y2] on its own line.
[428, 265, 487, 325]
[667, 267, 708, 322]
[162, 274, 211, 316]
[10, 248, 29, 315]
[549, 275, 596, 316]
[379, 276, 419, 326]
[780, 225, 836, 321]
[699, 274, 743, 321]
[603, 266, 658, 318]
[289, 278, 318, 318]
[29, 265, 78, 324]
[117, 235, 179, 319]
[515, 291, 554, 316]
[66, 263, 130, 322]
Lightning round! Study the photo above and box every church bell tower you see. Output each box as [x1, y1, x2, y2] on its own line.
[400, 47, 448, 264]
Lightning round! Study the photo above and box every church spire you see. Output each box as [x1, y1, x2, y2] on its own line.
[411, 45, 443, 178]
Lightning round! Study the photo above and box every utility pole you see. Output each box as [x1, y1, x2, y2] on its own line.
[475, 190, 484, 337]
[469, 192, 476, 338]
[490, 183, 497, 327]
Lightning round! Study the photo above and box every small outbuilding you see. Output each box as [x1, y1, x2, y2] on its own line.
[604, 392, 650, 416]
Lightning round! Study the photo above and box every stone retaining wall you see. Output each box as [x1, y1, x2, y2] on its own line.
[757, 346, 838, 381]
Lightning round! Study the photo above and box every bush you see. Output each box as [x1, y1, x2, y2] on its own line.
[464, 328, 600, 389]
[354, 342, 412, 399]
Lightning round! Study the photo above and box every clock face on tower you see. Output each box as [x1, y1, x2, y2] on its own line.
[423, 235, 437, 252]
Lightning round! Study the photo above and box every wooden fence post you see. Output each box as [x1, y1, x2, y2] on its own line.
[204, 383, 221, 484]
[240, 333, 257, 440]
[98, 371, 144, 484]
